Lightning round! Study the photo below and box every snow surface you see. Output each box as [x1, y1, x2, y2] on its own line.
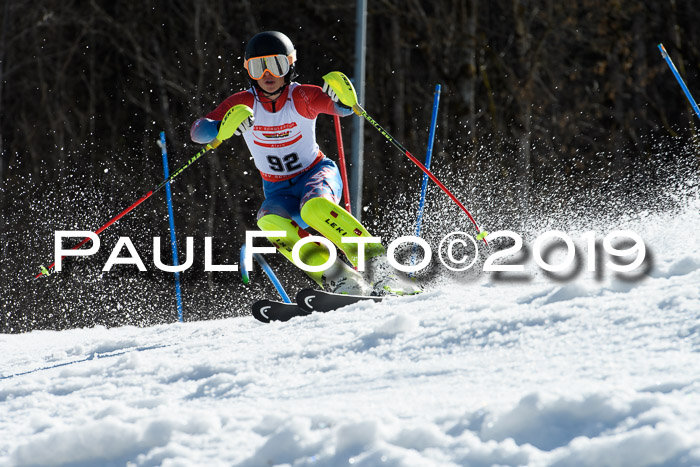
[2, 195, 700, 466]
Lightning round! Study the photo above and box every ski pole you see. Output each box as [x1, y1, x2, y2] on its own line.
[35, 104, 254, 279]
[658, 43, 700, 121]
[323, 71, 487, 244]
[35, 141, 219, 279]
[353, 104, 487, 244]
[334, 115, 352, 213]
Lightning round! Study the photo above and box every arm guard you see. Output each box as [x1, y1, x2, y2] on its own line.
[190, 118, 220, 144]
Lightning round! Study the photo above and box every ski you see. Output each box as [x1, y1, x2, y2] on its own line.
[296, 288, 383, 313]
[251, 290, 383, 323]
[251, 299, 310, 323]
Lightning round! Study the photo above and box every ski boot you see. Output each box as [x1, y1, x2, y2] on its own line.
[322, 259, 373, 295]
[364, 254, 423, 296]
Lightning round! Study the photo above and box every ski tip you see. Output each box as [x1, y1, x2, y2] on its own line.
[251, 300, 273, 323]
[252, 309, 270, 323]
[252, 299, 311, 323]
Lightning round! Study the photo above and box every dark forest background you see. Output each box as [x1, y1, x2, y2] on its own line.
[1, 0, 699, 332]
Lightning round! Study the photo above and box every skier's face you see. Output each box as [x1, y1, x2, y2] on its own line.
[256, 71, 285, 95]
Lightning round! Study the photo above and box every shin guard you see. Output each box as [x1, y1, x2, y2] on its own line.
[300, 197, 385, 267]
[257, 214, 330, 286]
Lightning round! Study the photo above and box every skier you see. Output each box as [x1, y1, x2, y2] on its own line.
[191, 31, 419, 296]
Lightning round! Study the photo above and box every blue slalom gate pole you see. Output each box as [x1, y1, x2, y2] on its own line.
[240, 244, 292, 303]
[411, 84, 441, 267]
[659, 43, 700, 121]
[158, 132, 184, 322]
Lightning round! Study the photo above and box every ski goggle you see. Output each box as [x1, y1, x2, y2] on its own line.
[244, 53, 296, 80]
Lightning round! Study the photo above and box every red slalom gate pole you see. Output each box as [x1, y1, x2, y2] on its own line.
[334, 115, 359, 270]
[334, 115, 352, 213]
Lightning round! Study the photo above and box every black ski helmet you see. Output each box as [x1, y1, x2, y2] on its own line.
[244, 31, 298, 83]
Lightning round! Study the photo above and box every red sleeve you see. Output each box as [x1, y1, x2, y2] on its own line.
[205, 91, 255, 120]
[292, 84, 344, 119]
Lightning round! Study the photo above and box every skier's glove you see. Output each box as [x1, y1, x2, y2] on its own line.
[323, 82, 351, 110]
[322, 81, 340, 103]
[234, 115, 254, 135]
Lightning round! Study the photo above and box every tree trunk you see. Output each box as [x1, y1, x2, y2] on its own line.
[0, 1, 7, 188]
[0, 0, 7, 260]
[513, 0, 532, 219]
[466, 0, 477, 164]
[390, 14, 405, 158]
